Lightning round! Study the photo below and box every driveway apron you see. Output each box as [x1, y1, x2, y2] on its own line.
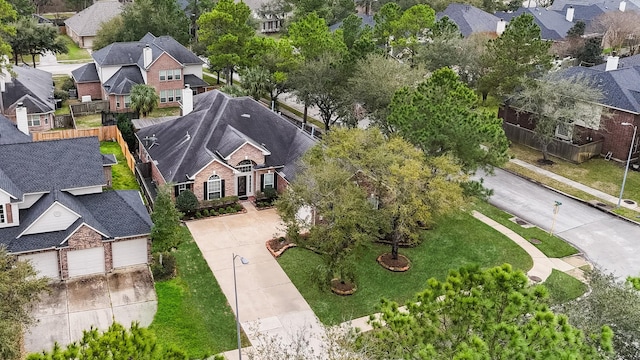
[187, 204, 325, 354]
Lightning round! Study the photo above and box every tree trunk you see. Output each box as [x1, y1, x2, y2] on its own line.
[229, 67, 233, 86]
[303, 103, 308, 125]
[391, 218, 400, 260]
[13, 53, 18, 66]
[216, 71, 220, 84]
[542, 143, 549, 161]
[31, 53, 37, 68]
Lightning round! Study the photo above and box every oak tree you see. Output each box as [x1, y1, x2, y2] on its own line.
[7, 17, 67, 67]
[0, 0, 17, 72]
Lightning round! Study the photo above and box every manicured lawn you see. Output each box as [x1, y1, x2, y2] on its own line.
[56, 36, 92, 61]
[148, 106, 181, 117]
[74, 114, 101, 128]
[474, 200, 579, 258]
[100, 141, 139, 190]
[544, 269, 588, 306]
[278, 211, 533, 325]
[149, 228, 240, 357]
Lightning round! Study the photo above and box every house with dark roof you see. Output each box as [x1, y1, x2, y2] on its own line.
[64, 0, 124, 49]
[0, 135, 152, 280]
[437, 4, 504, 37]
[136, 90, 317, 204]
[0, 114, 32, 145]
[1, 65, 55, 132]
[500, 55, 640, 162]
[496, 7, 573, 41]
[329, 14, 375, 32]
[72, 33, 208, 113]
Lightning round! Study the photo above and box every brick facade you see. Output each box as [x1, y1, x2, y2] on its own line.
[193, 161, 235, 201]
[104, 241, 113, 272]
[227, 143, 265, 167]
[68, 225, 103, 249]
[76, 82, 102, 101]
[5, 112, 54, 132]
[146, 53, 183, 108]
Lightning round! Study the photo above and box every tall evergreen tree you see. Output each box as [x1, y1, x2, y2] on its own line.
[150, 185, 183, 252]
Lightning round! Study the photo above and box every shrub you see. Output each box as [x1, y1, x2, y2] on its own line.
[263, 187, 277, 201]
[226, 206, 235, 213]
[211, 211, 218, 216]
[151, 252, 176, 281]
[176, 189, 199, 213]
[195, 211, 202, 218]
[202, 209, 210, 217]
[60, 76, 75, 91]
[54, 89, 69, 101]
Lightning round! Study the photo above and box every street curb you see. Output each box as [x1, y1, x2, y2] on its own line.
[499, 167, 640, 227]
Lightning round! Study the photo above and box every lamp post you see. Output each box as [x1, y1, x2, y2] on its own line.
[618, 123, 637, 208]
[233, 253, 249, 360]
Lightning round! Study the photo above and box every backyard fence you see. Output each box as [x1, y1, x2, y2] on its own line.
[70, 101, 110, 116]
[503, 123, 603, 163]
[54, 114, 73, 128]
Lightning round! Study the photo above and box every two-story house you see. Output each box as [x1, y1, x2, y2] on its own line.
[135, 90, 317, 204]
[1, 65, 55, 132]
[0, 115, 152, 280]
[72, 33, 209, 113]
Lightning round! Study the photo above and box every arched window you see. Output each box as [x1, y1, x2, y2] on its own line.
[236, 160, 253, 173]
[207, 174, 222, 199]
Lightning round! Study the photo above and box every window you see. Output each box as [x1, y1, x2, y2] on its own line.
[160, 90, 181, 103]
[236, 160, 253, 173]
[159, 70, 166, 81]
[160, 69, 181, 81]
[263, 173, 274, 189]
[116, 97, 121, 109]
[177, 183, 187, 195]
[174, 69, 181, 80]
[208, 175, 222, 200]
[160, 90, 167, 103]
[124, 95, 131, 108]
[368, 194, 380, 209]
[168, 91, 174, 102]
[555, 123, 572, 141]
[28, 115, 41, 126]
[0, 204, 4, 223]
[175, 90, 181, 102]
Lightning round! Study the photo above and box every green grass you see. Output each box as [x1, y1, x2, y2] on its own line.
[473, 201, 579, 258]
[148, 107, 181, 118]
[544, 269, 588, 305]
[56, 36, 92, 61]
[278, 211, 533, 325]
[100, 141, 140, 190]
[74, 114, 101, 128]
[150, 228, 241, 357]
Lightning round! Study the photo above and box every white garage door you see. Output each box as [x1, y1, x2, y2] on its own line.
[19, 252, 60, 280]
[67, 247, 105, 278]
[112, 239, 148, 268]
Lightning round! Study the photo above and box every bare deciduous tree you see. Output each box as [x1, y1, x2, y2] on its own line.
[593, 11, 640, 54]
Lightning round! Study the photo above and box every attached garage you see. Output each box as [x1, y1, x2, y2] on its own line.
[67, 247, 105, 278]
[19, 251, 60, 280]
[112, 238, 148, 268]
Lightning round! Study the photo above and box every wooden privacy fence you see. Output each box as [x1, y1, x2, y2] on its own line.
[70, 101, 110, 116]
[503, 123, 603, 163]
[32, 125, 136, 172]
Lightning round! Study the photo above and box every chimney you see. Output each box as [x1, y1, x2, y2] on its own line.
[619, 0, 626, 11]
[16, 102, 28, 135]
[496, 19, 506, 35]
[182, 85, 193, 116]
[143, 45, 152, 68]
[605, 56, 619, 71]
[566, 6, 574, 22]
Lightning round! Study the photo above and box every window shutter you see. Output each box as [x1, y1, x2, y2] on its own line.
[260, 174, 264, 192]
[203, 182, 208, 200]
[174, 185, 179, 198]
[221, 180, 225, 198]
[187, 183, 193, 192]
[273, 173, 278, 190]
[6, 204, 12, 223]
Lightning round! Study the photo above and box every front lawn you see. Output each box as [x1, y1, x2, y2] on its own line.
[544, 269, 588, 306]
[100, 141, 139, 190]
[278, 211, 533, 325]
[149, 227, 240, 357]
[56, 35, 92, 61]
[473, 200, 579, 258]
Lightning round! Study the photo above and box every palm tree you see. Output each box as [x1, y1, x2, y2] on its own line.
[130, 84, 159, 117]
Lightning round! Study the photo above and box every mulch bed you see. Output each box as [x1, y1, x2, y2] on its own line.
[377, 253, 411, 272]
[266, 237, 296, 258]
[536, 159, 554, 166]
[330, 279, 357, 296]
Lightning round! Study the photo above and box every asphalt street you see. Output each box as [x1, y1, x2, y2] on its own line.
[476, 168, 640, 278]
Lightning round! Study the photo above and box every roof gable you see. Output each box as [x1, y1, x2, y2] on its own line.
[1, 66, 54, 114]
[437, 4, 501, 37]
[20, 201, 80, 236]
[103, 65, 144, 94]
[64, 0, 123, 37]
[72, 63, 100, 83]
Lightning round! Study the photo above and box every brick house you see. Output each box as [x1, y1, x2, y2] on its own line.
[1, 66, 55, 132]
[0, 116, 152, 280]
[72, 33, 209, 113]
[500, 55, 640, 162]
[64, 0, 124, 49]
[135, 90, 317, 203]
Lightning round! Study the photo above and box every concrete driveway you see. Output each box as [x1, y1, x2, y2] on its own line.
[25, 266, 157, 354]
[477, 168, 640, 278]
[187, 204, 325, 356]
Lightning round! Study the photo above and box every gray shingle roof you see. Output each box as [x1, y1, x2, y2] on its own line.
[552, 4, 605, 29]
[184, 74, 208, 88]
[329, 14, 375, 32]
[102, 153, 117, 166]
[437, 4, 501, 37]
[549, 0, 640, 12]
[0, 190, 152, 253]
[71, 62, 100, 83]
[0, 114, 32, 145]
[1, 65, 54, 114]
[136, 90, 317, 183]
[103, 65, 144, 95]
[0, 137, 106, 193]
[92, 33, 203, 68]
[64, 0, 123, 37]
[496, 8, 572, 40]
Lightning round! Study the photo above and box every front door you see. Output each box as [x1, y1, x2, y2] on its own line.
[237, 176, 247, 197]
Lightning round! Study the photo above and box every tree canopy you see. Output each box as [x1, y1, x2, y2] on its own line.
[0, 0, 17, 72]
[150, 185, 183, 252]
[364, 264, 614, 359]
[0, 246, 49, 360]
[7, 18, 67, 67]
[388, 67, 509, 173]
[130, 84, 160, 117]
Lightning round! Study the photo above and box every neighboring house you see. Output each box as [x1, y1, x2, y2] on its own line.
[437, 4, 505, 37]
[0, 121, 152, 280]
[329, 14, 375, 32]
[135, 90, 317, 204]
[549, 0, 639, 30]
[495, 7, 573, 41]
[64, 0, 124, 49]
[0, 65, 55, 132]
[72, 33, 208, 113]
[500, 55, 640, 162]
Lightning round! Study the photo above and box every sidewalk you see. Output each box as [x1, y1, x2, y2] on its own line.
[510, 158, 640, 212]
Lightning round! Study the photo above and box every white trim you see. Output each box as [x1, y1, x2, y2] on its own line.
[61, 184, 108, 192]
[59, 222, 109, 245]
[190, 158, 237, 179]
[17, 201, 83, 238]
[223, 141, 271, 161]
[0, 187, 19, 200]
[145, 51, 184, 72]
